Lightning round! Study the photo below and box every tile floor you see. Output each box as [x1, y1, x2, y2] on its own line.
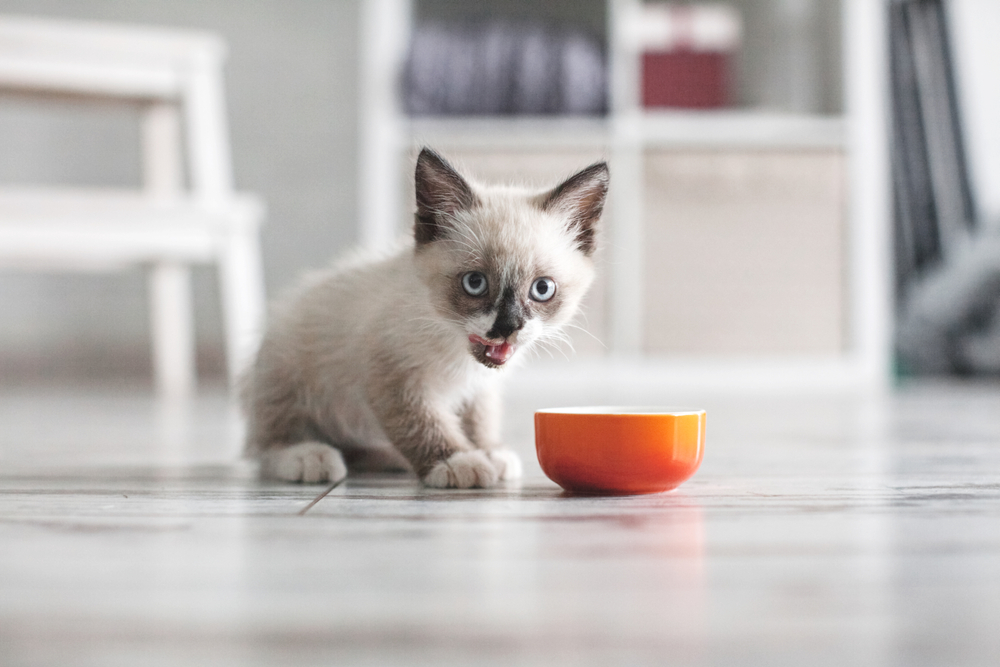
[1, 375, 999, 666]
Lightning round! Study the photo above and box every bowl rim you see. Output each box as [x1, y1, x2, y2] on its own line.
[535, 406, 705, 416]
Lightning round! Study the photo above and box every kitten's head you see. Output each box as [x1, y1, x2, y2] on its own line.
[412, 147, 608, 369]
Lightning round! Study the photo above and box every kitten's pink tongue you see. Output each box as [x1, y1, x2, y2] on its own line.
[469, 335, 516, 365]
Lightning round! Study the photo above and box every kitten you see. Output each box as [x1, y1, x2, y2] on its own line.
[242, 148, 608, 488]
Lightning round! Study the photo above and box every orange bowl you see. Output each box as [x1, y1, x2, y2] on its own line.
[535, 407, 706, 494]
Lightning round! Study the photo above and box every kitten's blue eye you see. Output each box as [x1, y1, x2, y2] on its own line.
[530, 277, 556, 302]
[462, 271, 488, 296]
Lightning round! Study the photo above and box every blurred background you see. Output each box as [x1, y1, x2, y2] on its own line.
[0, 0, 998, 392]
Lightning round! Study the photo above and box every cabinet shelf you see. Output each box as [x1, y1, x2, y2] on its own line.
[406, 111, 844, 150]
[635, 111, 844, 149]
[407, 116, 609, 149]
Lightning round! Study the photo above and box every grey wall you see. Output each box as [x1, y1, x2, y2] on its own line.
[0, 0, 361, 381]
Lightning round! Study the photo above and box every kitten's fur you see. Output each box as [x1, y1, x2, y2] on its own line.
[242, 148, 608, 488]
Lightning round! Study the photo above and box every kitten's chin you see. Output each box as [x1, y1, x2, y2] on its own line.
[468, 334, 516, 369]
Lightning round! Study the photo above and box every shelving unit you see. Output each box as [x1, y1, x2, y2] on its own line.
[358, 0, 892, 393]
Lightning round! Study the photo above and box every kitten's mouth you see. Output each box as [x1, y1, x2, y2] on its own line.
[468, 334, 516, 367]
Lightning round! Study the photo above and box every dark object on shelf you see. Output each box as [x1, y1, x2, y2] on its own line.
[403, 21, 607, 116]
[891, 0, 1000, 375]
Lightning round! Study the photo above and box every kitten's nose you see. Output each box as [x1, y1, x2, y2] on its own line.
[486, 287, 525, 340]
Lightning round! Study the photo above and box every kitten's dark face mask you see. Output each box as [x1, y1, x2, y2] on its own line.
[464, 281, 529, 368]
[457, 271, 566, 368]
[412, 147, 608, 369]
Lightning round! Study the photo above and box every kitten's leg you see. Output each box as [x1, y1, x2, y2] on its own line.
[461, 386, 523, 481]
[259, 442, 347, 484]
[242, 363, 347, 484]
[369, 379, 498, 488]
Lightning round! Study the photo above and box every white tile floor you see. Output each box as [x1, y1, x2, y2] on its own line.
[1, 376, 999, 666]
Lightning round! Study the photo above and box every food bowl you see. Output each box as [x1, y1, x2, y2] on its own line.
[535, 407, 706, 494]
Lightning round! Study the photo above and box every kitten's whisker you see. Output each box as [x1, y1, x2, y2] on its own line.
[532, 331, 574, 361]
[541, 341, 569, 361]
[536, 343, 555, 360]
[445, 233, 478, 253]
[446, 223, 487, 260]
[550, 337, 575, 360]
[446, 239, 476, 254]
[537, 329, 577, 359]
[455, 219, 486, 249]
[452, 224, 479, 246]
[561, 322, 606, 349]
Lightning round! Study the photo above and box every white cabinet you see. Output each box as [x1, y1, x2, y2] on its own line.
[358, 0, 892, 393]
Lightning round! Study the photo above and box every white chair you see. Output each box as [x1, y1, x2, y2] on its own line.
[0, 15, 266, 397]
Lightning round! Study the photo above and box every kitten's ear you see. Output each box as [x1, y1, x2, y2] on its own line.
[539, 161, 609, 257]
[414, 147, 479, 246]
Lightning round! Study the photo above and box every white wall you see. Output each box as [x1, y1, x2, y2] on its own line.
[950, 0, 1000, 228]
[0, 0, 361, 380]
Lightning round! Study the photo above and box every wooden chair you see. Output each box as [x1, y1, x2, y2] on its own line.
[0, 15, 266, 396]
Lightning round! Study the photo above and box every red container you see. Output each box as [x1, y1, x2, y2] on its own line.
[642, 50, 731, 109]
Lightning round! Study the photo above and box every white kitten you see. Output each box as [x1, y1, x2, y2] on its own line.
[242, 148, 608, 488]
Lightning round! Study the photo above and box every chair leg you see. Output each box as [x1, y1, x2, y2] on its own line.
[219, 225, 266, 391]
[149, 262, 196, 398]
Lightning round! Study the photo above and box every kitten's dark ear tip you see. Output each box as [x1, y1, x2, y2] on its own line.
[541, 160, 610, 257]
[416, 146, 444, 166]
[413, 147, 477, 246]
[415, 147, 461, 180]
[582, 161, 610, 182]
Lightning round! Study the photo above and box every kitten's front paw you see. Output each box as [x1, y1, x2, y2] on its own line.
[423, 451, 499, 489]
[486, 448, 523, 481]
[260, 442, 347, 484]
